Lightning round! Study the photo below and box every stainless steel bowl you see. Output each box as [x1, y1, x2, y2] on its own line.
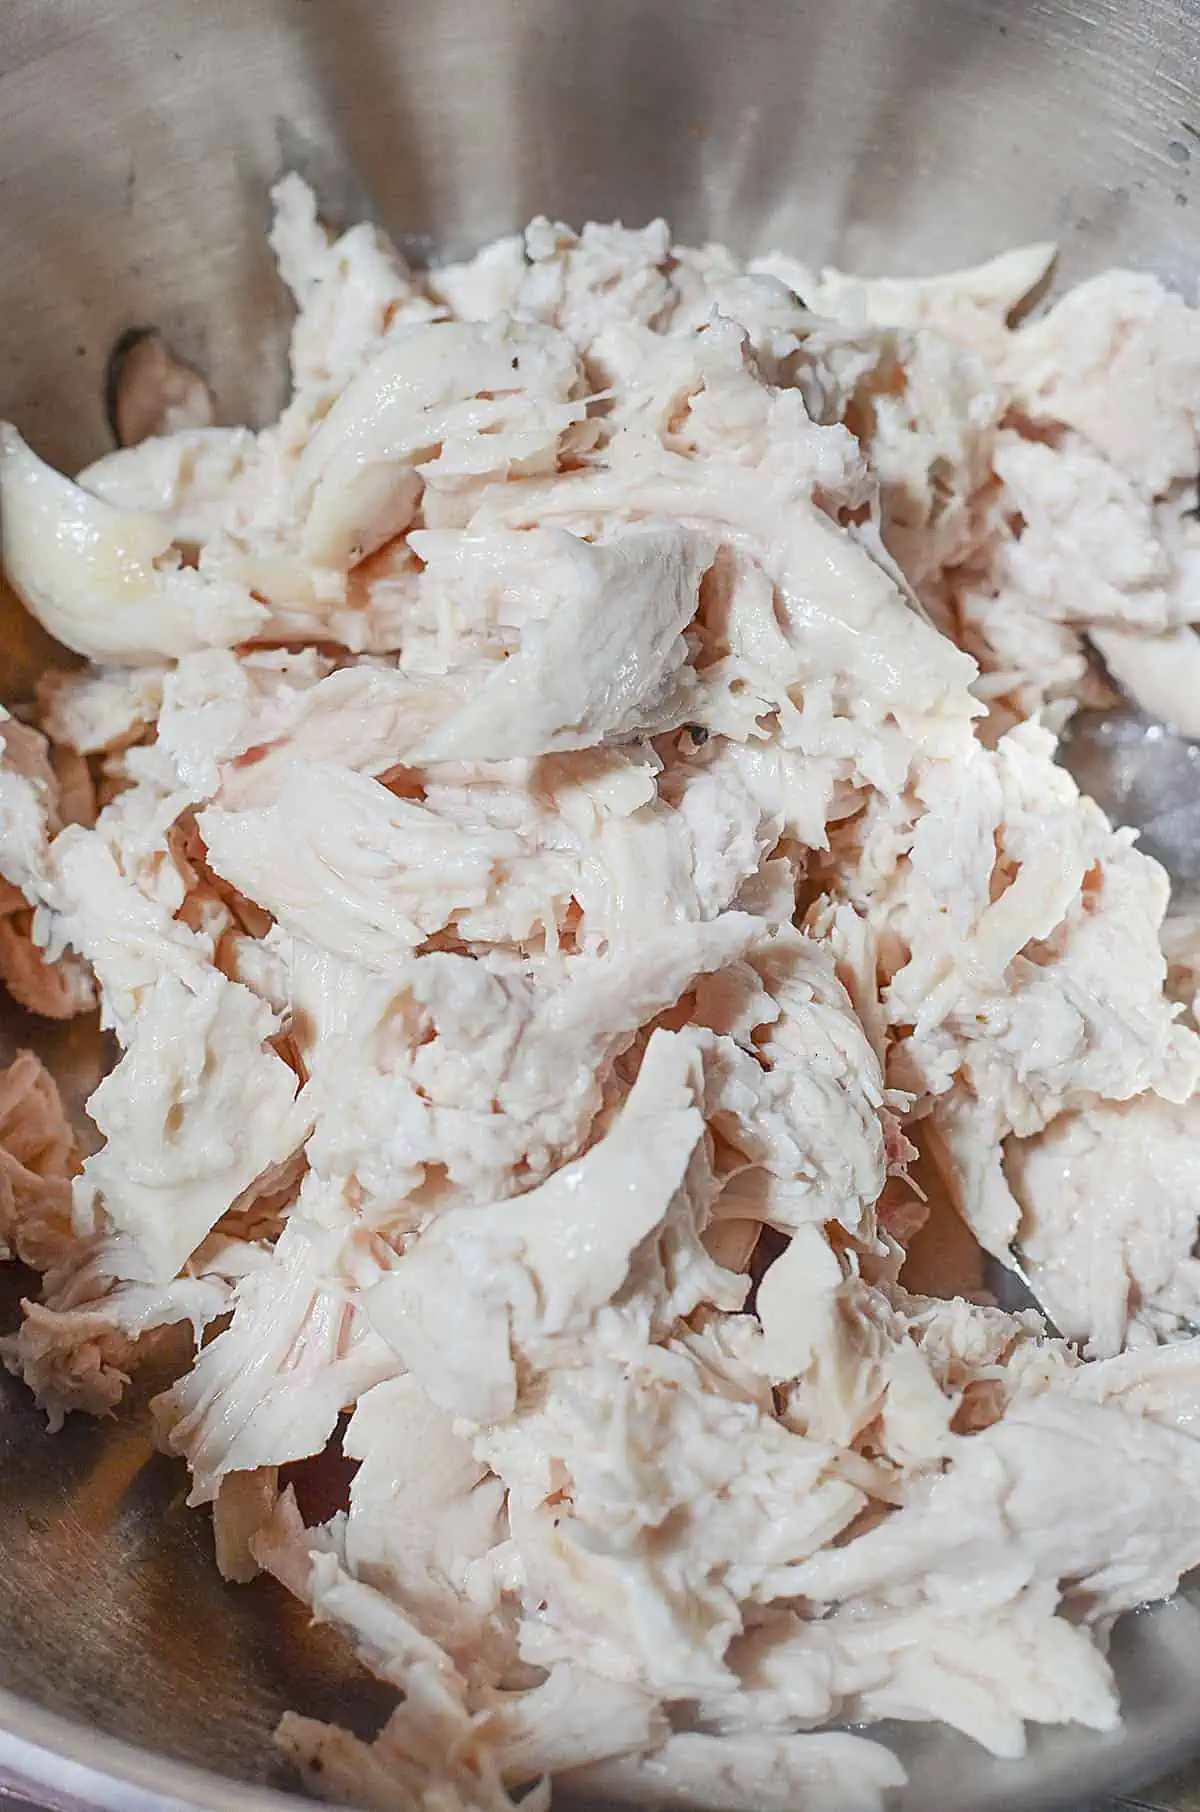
[2, 3, 1200, 1808]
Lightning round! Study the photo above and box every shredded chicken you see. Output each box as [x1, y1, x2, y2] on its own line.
[2, 177, 1200, 1812]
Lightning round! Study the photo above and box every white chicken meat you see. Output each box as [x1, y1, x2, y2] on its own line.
[1, 178, 1200, 1812]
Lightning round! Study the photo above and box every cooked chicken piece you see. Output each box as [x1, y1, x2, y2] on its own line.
[78, 969, 310, 1282]
[790, 1387, 1200, 1624]
[789, 252, 1200, 732]
[1007, 1095, 1200, 1354]
[482, 1336, 864, 1699]
[105, 329, 215, 450]
[36, 665, 165, 757]
[0, 712, 100, 1016]
[414, 524, 714, 761]
[697, 1588, 1117, 1761]
[201, 763, 547, 969]
[519, 217, 680, 352]
[269, 172, 444, 412]
[338, 1375, 515, 1676]
[1055, 1334, 1200, 1428]
[5, 1256, 234, 1431]
[1003, 270, 1200, 496]
[39, 817, 211, 1039]
[261, 1475, 658, 1808]
[0, 1049, 76, 1269]
[0, 428, 266, 663]
[296, 315, 587, 567]
[1089, 623, 1200, 740]
[0, 707, 61, 897]
[0, 1049, 235, 1425]
[755, 242, 1055, 347]
[80, 429, 257, 547]
[158, 651, 457, 804]
[367, 1029, 733, 1422]
[211, 1467, 280, 1584]
[693, 929, 888, 1239]
[472, 427, 978, 754]
[296, 914, 759, 1236]
[989, 432, 1173, 631]
[563, 1732, 906, 1812]
[427, 235, 527, 323]
[0, 897, 95, 1019]
[861, 721, 1198, 1275]
[155, 1211, 397, 1502]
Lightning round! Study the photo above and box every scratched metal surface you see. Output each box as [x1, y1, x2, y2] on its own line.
[1, 2, 1200, 1809]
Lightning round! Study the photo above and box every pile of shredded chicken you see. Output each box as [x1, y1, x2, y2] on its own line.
[2, 178, 1200, 1812]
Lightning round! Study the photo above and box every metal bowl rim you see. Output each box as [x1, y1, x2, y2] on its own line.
[0, 1685, 300, 1812]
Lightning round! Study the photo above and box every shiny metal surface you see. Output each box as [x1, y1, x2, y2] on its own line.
[1, 2, 1200, 1809]
[1063, 711, 1200, 911]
